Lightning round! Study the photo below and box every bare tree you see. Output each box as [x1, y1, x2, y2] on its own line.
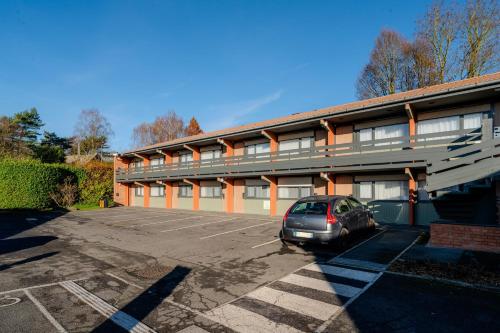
[356, 30, 412, 99]
[132, 110, 185, 147]
[417, 1, 460, 83]
[459, 0, 500, 78]
[73, 109, 114, 154]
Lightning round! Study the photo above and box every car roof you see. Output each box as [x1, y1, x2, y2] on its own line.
[298, 195, 346, 203]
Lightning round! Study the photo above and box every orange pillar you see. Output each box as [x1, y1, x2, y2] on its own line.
[124, 183, 130, 207]
[268, 176, 277, 216]
[142, 157, 150, 208]
[225, 179, 234, 213]
[164, 151, 173, 164]
[327, 174, 335, 195]
[409, 177, 417, 226]
[192, 180, 200, 210]
[165, 181, 173, 209]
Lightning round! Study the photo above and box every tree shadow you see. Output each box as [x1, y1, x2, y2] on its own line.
[91, 265, 191, 333]
[0, 251, 59, 272]
[0, 236, 58, 255]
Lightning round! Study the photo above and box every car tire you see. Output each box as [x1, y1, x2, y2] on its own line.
[336, 228, 349, 250]
[279, 230, 294, 247]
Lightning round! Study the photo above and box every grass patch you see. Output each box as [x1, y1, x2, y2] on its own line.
[71, 202, 101, 211]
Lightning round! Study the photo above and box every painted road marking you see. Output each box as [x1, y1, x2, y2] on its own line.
[251, 238, 281, 249]
[204, 303, 303, 333]
[0, 295, 21, 307]
[128, 215, 204, 228]
[246, 286, 340, 321]
[0, 279, 87, 296]
[305, 264, 378, 282]
[200, 222, 274, 240]
[159, 217, 237, 233]
[176, 325, 210, 333]
[279, 274, 361, 298]
[24, 289, 68, 333]
[106, 273, 143, 290]
[60, 281, 156, 333]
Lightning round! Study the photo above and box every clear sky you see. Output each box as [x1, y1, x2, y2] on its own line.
[0, 0, 433, 152]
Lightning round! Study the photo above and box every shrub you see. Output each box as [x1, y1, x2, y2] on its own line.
[79, 161, 113, 205]
[0, 158, 73, 209]
[49, 176, 78, 208]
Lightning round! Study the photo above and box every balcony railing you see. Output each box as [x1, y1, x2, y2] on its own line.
[116, 129, 483, 182]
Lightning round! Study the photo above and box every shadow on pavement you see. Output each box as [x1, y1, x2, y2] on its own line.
[91, 265, 191, 333]
[0, 251, 59, 272]
[0, 235, 58, 255]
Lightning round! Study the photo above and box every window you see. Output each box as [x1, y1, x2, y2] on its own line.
[134, 186, 144, 197]
[151, 157, 164, 167]
[278, 186, 312, 199]
[290, 201, 329, 215]
[245, 185, 270, 199]
[463, 113, 482, 129]
[150, 185, 165, 197]
[201, 149, 222, 160]
[180, 153, 193, 164]
[347, 197, 362, 208]
[417, 116, 459, 141]
[179, 185, 193, 197]
[357, 181, 409, 201]
[132, 160, 144, 169]
[246, 143, 270, 157]
[200, 185, 222, 198]
[335, 199, 351, 214]
[359, 124, 408, 146]
[359, 182, 372, 199]
[278, 137, 313, 152]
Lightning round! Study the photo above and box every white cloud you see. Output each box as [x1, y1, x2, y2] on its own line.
[204, 89, 284, 130]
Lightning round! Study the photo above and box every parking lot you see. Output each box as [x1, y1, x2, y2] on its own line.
[2, 207, 377, 332]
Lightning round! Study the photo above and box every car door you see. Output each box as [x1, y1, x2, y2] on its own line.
[334, 199, 355, 230]
[347, 197, 365, 230]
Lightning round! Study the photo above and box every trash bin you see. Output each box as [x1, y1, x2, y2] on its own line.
[98, 198, 108, 208]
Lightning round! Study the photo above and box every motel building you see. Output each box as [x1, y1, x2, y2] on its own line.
[114, 73, 500, 252]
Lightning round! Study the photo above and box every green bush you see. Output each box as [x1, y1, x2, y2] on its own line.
[79, 162, 113, 204]
[0, 158, 74, 209]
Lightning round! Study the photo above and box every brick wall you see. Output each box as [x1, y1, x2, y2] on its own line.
[113, 157, 129, 206]
[430, 223, 500, 253]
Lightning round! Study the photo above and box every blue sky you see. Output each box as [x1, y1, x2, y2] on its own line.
[0, 0, 433, 151]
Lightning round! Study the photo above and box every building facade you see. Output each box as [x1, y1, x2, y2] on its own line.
[114, 73, 500, 229]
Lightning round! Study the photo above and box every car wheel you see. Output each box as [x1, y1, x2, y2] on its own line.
[279, 230, 294, 247]
[336, 228, 349, 250]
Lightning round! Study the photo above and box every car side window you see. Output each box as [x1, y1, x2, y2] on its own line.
[347, 198, 361, 208]
[335, 199, 351, 214]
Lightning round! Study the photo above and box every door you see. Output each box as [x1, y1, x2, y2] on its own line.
[334, 199, 355, 230]
[347, 197, 367, 230]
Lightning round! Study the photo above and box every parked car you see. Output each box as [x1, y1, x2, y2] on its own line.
[280, 195, 375, 245]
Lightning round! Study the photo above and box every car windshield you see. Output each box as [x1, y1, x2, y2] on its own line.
[290, 201, 328, 215]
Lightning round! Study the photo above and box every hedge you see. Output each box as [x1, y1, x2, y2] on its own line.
[0, 159, 113, 209]
[0, 159, 73, 209]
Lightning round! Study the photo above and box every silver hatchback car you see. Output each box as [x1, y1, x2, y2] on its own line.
[280, 195, 374, 245]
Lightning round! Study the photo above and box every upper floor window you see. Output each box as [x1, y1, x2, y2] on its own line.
[279, 137, 313, 152]
[246, 143, 270, 156]
[132, 160, 144, 170]
[417, 113, 482, 141]
[179, 153, 193, 164]
[150, 157, 164, 166]
[359, 123, 409, 146]
[201, 149, 222, 160]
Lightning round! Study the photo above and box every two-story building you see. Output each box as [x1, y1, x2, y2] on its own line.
[114, 73, 500, 251]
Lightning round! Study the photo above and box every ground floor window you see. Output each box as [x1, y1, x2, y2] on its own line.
[179, 185, 193, 198]
[278, 186, 312, 199]
[358, 180, 408, 201]
[245, 185, 270, 199]
[150, 185, 165, 197]
[134, 186, 144, 197]
[200, 185, 222, 198]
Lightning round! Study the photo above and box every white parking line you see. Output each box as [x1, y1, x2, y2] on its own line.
[128, 216, 203, 228]
[0, 278, 87, 296]
[251, 238, 281, 249]
[160, 217, 237, 233]
[24, 289, 67, 333]
[106, 273, 143, 290]
[200, 222, 274, 240]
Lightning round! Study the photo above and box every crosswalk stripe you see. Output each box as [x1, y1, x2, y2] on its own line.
[280, 274, 361, 298]
[204, 303, 304, 333]
[59, 281, 156, 333]
[246, 286, 340, 321]
[305, 264, 378, 282]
